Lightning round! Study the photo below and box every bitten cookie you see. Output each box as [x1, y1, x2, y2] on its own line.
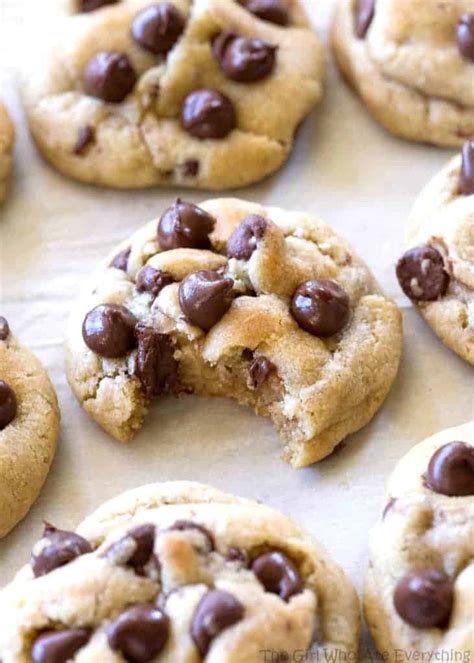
[365, 422, 474, 662]
[331, 0, 474, 147]
[0, 102, 15, 202]
[22, 0, 324, 190]
[0, 481, 360, 661]
[65, 197, 402, 467]
[0, 317, 60, 538]
[396, 140, 474, 365]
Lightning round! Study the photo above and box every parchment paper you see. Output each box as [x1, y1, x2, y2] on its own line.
[0, 1, 473, 658]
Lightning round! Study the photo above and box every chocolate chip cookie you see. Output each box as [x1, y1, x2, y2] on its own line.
[22, 0, 324, 190]
[65, 198, 402, 467]
[331, 0, 474, 146]
[365, 422, 474, 662]
[0, 102, 14, 202]
[396, 141, 474, 365]
[0, 481, 360, 660]
[0, 318, 60, 538]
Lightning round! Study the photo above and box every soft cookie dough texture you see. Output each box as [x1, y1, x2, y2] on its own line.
[0, 320, 59, 539]
[22, 0, 324, 189]
[0, 102, 14, 202]
[0, 481, 360, 661]
[398, 147, 474, 364]
[331, 0, 474, 147]
[365, 422, 474, 662]
[66, 198, 402, 467]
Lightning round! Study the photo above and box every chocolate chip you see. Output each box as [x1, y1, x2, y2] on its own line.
[291, 279, 350, 337]
[249, 356, 275, 389]
[456, 14, 474, 61]
[134, 323, 179, 398]
[182, 159, 200, 176]
[396, 246, 449, 302]
[424, 442, 474, 497]
[31, 628, 92, 663]
[227, 215, 267, 260]
[191, 590, 244, 656]
[459, 140, 474, 195]
[107, 604, 170, 663]
[181, 89, 236, 139]
[31, 524, 93, 577]
[167, 520, 215, 550]
[179, 270, 234, 331]
[111, 247, 131, 271]
[136, 265, 174, 297]
[227, 547, 248, 564]
[158, 199, 215, 250]
[355, 0, 375, 38]
[251, 551, 303, 601]
[104, 524, 156, 570]
[242, 0, 289, 25]
[0, 316, 9, 340]
[212, 31, 276, 82]
[0, 380, 17, 431]
[394, 568, 453, 628]
[73, 126, 95, 155]
[131, 3, 185, 55]
[382, 497, 396, 519]
[80, 0, 118, 11]
[82, 304, 137, 358]
[83, 51, 137, 103]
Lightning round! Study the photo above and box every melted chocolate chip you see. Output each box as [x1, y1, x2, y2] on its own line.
[291, 279, 350, 337]
[131, 3, 185, 55]
[31, 524, 93, 577]
[181, 89, 236, 139]
[158, 199, 215, 250]
[104, 524, 156, 570]
[0, 380, 17, 430]
[73, 125, 95, 155]
[355, 0, 375, 38]
[249, 356, 276, 389]
[31, 628, 92, 663]
[136, 265, 174, 297]
[83, 51, 137, 103]
[134, 323, 179, 398]
[251, 550, 303, 601]
[456, 14, 474, 61]
[182, 159, 200, 176]
[82, 303, 137, 358]
[213, 31, 276, 82]
[425, 442, 474, 497]
[167, 520, 215, 550]
[80, 0, 118, 11]
[394, 568, 453, 628]
[111, 247, 131, 271]
[459, 140, 474, 195]
[0, 316, 10, 340]
[179, 270, 234, 331]
[227, 215, 267, 260]
[107, 604, 170, 663]
[396, 246, 449, 302]
[191, 590, 244, 655]
[243, 0, 289, 25]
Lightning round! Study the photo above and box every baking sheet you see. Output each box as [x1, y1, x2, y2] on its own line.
[0, 0, 473, 657]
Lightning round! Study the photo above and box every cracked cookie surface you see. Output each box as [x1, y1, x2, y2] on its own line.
[22, 0, 324, 190]
[0, 318, 60, 539]
[0, 102, 15, 202]
[0, 481, 360, 661]
[331, 0, 474, 147]
[365, 422, 474, 662]
[65, 197, 402, 467]
[396, 141, 474, 365]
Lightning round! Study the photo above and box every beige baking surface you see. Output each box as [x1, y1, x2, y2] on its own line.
[0, 0, 472, 658]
